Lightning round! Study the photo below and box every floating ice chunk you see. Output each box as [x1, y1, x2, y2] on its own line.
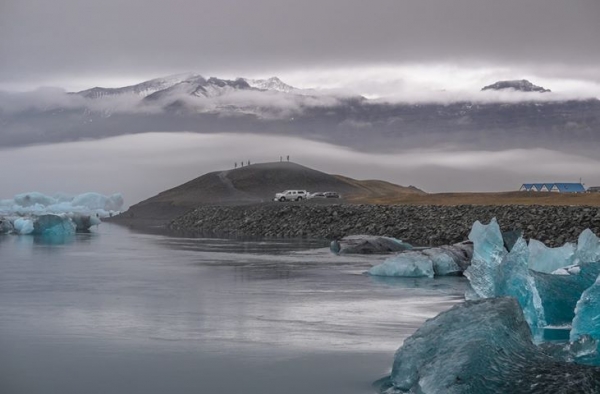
[528, 239, 576, 273]
[571, 273, 600, 342]
[464, 218, 507, 299]
[367, 242, 472, 278]
[330, 235, 412, 254]
[368, 252, 434, 277]
[32, 214, 76, 236]
[13, 218, 34, 234]
[576, 229, 600, 264]
[376, 298, 600, 394]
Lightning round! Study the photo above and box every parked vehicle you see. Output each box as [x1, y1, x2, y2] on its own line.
[308, 191, 340, 199]
[274, 190, 308, 202]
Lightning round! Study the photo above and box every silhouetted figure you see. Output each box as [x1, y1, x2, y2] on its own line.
[280, 156, 282, 162]
[241, 161, 244, 167]
[248, 160, 251, 166]
[287, 155, 290, 162]
[234, 162, 237, 169]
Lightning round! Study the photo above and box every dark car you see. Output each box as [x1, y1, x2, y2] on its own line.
[308, 191, 340, 199]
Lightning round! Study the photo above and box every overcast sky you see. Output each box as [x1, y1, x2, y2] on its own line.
[1, 0, 599, 92]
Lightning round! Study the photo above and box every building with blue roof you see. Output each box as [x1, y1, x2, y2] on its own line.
[519, 182, 586, 193]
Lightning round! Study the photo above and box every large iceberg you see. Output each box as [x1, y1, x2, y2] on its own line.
[368, 242, 472, 278]
[465, 224, 545, 329]
[464, 218, 600, 334]
[6, 214, 80, 236]
[0, 191, 122, 237]
[377, 298, 600, 394]
[330, 235, 412, 255]
[0, 191, 123, 218]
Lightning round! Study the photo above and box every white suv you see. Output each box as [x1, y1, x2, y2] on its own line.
[274, 190, 308, 202]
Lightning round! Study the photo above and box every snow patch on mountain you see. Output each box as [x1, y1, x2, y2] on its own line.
[244, 77, 296, 93]
[77, 73, 201, 99]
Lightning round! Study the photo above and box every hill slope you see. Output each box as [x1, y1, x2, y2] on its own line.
[117, 162, 422, 225]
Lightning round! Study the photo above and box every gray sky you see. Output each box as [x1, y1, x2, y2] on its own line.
[1, 0, 599, 90]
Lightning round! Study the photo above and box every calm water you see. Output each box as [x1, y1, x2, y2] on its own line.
[0, 224, 467, 394]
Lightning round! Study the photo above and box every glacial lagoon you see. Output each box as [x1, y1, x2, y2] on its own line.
[0, 224, 467, 394]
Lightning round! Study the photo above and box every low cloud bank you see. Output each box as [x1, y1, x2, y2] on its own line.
[0, 133, 597, 207]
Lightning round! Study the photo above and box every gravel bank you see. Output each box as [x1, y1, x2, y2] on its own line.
[169, 204, 600, 246]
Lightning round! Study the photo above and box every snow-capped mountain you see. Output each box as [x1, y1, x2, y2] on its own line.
[244, 77, 296, 93]
[3, 75, 600, 157]
[143, 76, 253, 100]
[77, 74, 296, 100]
[482, 79, 551, 93]
[77, 73, 201, 98]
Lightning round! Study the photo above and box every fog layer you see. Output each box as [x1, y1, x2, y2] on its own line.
[1, 133, 597, 206]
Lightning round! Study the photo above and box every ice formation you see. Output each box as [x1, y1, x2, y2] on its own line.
[377, 298, 600, 394]
[532, 263, 600, 326]
[528, 239, 576, 273]
[330, 235, 412, 255]
[464, 218, 600, 331]
[368, 253, 435, 278]
[0, 192, 123, 218]
[577, 229, 600, 264]
[32, 214, 76, 236]
[463, 218, 507, 298]
[377, 219, 600, 393]
[465, 222, 546, 328]
[0, 191, 119, 236]
[367, 242, 472, 277]
[571, 274, 600, 342]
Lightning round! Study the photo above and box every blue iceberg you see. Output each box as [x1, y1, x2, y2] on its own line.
[31, 214, 76, 236]
[533, 263, 600, 326]
[0, 191, 123, 218]
[465, 218, 600, 334]
[528, 239, 576, 273]
[494, 237, 546, 328]
[376, 298, 600, 394]
[571, 274, 600, 342]
[464, 218, 507, 298]
[576, 229, 600, 264]
[1, 214, 81, 237]
[12, 218, 34, 235]
[367, 242, 472, 278]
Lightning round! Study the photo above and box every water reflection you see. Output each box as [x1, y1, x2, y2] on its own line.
[0, 223, 468, 394]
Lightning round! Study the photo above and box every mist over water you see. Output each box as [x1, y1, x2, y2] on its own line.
[1, 132, 599, 206]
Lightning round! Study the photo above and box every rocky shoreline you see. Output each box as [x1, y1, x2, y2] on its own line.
[168, 204, 600, 246]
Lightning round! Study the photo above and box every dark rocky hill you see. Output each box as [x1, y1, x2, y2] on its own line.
[482, 79, 551, 93]
[114, 162, 423, 225]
